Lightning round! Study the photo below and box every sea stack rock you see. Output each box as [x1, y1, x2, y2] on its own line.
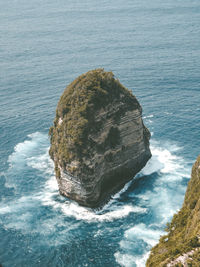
[49, 69, 151, 208]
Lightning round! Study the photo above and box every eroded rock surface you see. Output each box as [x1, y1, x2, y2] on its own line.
[49, 69, 151, 207]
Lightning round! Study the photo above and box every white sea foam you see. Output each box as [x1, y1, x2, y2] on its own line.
[60, 203, 146, 222]
[11, 133, 146, 222]
[115, 139, 190, 266]
[0, 194, 41, 231]
[115, 252, 137, 267]
[8, 132, 46, 166]
[0, 195, 36, 215]
[124, 224, 163, 247]
[38, 173, 147, 222]
[5, 132, 145, 223]
[2, 131, 192, 265]
[115, 224, 163, 267]
[115, 251, 150, 267]
[141, 140, 190, 179]
[134, 252, 150, 267]
[143, 114, 154, 119]
[43, 138, 188, 223]
[135, 140, 190, 226]
[27, 147, 54, 175]
[112, 180, 132, 200]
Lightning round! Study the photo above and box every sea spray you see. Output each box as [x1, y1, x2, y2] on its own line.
[0, 132, 191, 266]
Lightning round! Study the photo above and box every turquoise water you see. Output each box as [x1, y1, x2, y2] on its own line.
[0, 0, 200, 266]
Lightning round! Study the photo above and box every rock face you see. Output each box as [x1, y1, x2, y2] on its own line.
[146, 155, 200, 267]
[49, 69, 151, 208]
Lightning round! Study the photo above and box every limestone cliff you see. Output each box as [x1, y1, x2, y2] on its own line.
[49, 69, 151, 208]
[146, 155, 200, 267]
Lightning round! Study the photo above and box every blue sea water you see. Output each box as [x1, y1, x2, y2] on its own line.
[0, 0, 200, 266]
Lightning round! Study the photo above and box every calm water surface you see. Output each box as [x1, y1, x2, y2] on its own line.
[0, 0, 200, 266]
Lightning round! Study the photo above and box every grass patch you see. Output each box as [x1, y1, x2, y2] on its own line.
[147, 155, 200, 266]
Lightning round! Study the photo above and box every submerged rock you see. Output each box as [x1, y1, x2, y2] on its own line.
[49, 69, 151, 208]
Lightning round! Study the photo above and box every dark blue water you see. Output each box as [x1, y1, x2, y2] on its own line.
[0, 0, 200, 266]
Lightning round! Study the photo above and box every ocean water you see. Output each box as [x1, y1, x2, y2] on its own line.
[0, 0, 200, 266]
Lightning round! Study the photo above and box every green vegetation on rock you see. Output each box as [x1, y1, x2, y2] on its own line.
[49, 68, 151, 207]
[146, 155, 200, 266]
[49, 69, 140, 170]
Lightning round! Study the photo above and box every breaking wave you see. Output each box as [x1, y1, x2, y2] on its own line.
[114, 139, 190, 267]
[1, 132, 146, 227]
[0, 132, 191, 265]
